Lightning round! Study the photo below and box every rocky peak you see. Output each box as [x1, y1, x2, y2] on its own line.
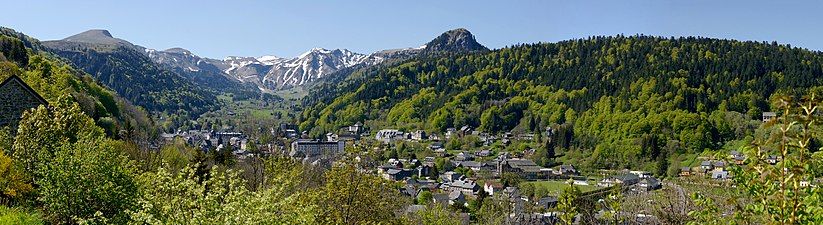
[424, 28, 487, 52]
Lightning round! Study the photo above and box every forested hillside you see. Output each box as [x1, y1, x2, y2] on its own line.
[300, 35, 823, 171]
[0, 27, 153, 139]
[43, 40, 218, 116]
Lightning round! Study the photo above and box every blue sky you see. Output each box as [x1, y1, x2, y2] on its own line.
[2, 0, 821, 59]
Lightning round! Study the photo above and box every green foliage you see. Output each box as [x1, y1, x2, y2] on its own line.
[129, 161, 317, 225]
[0, 28, 154, 141]
[10, 95, 138, 223]
[501, 172, 521, 188]
[600, 183, 625, 224]
[690, 94, 823, 224]
[45, 44, 217, 115]
[557, 179, 581, 224]
[411, 203, 462, 225]
[12, 95, 104, 174]
[417, 190, 433, 205]
[475, 196, 511, 225]
[0, 148, 31, 204]
[0, 206, 44, 225]
[37, 137, 138, 224]
[301, 36, 821, 170]
[314, 163, 406, 224]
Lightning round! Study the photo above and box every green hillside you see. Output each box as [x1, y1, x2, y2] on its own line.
[42, 39, 218, 117]
[0, 27, 153, 139]
[300, 35, 823, 171]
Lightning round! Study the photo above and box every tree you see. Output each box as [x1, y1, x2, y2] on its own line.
[501, 172, 521, 188]
[0, 148, 31, 204]
[558, 179, 581, 224]
[475, 196, 511, 224]
[129, 162, 318, 225]
[690, 94, 823, 224]
[447, 138, 461, 151]
[409, 203, 461, 225]
[12, 95, 138, 223]
[417, 190, 433, 205]
[38, 138, 138, 224]
[655, 149, 669, 177]
[316, 163, 406, 224]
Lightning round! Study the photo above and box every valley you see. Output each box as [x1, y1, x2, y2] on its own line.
[1, 5, 822, 223]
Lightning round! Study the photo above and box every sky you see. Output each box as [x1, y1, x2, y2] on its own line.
[1, 0, 821, 59]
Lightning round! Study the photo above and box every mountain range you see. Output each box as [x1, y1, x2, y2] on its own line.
[44, 28, 487, 93]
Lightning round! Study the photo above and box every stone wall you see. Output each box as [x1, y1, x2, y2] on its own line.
[0, 77, 46, 131]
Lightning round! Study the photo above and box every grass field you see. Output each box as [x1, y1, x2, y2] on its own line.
[0, 206, 44, 225]
[525, 180, 601, 196]
[273, 86, 308, 100]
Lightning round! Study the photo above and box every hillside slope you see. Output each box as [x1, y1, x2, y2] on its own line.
[42, 30, 218, 115]
[0, 27, 153, 139]
[300, 35, 823, 171]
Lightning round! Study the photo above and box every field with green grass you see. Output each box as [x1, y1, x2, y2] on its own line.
[524, 180, 602, 197]
[0, 206, 44, 225]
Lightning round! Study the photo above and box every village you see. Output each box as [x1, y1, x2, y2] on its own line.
[154, 111, 792, 224]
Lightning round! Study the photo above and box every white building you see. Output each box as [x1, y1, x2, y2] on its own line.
[290, 140, 345, 158]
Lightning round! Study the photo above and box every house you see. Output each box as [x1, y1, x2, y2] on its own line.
[711, 171, 730, 181]
[348, 122, 364, 134]
[445, 128, 458, 140]
[290, 140, 345, 158]
[599, 174, 641, 187]
[417, 165, 434, 178]
[284, 129, 299, 139]
[537, 196, 559, 209]
[502, 187, 520, 203]
[459, 161, 494, 172]
[449, 190, 466, 205]
[388, 158, 405, 168]
[502, 138, 512, 146]
[410, 179, 440, 191]
[411, 130, 427, 141]
[680, 167, 691, 176]
[459, 125, 473, 136]
[763, 112, 777, 123]
[729, 150, 740, 159]
[700, 161, 713, 171]
[559, 165, 578, 175]
[734, 156, 745, 165]
[432, 193, 449, 207]
[637, 177, 662, 191]
[630, 171, 652, 178]
[713, 161, 725, 171]
[429, 142, 445, 150]
[474, 150, 491, 157]
[497, 152, 510, 161]
[401, 183, 419, 197]
[455, 152, 474, 161]
[434, 148, 446, 157]
[375, 129, 405, 143]
[484, 182, 504, 196]
[517, 134, 535, 140]
[326, 133, 338, 142]
[428, 133, 440, 141]
[446, 179, 480, 196]
[423, 157, 436, 167]
[498, 159, 543, 179]
[572, 176, 589, 186]
[0, 75, 48, 132]
[767, 155, 781, 165]
[382, 168, 414, 181]
[440, 172, 463, 183]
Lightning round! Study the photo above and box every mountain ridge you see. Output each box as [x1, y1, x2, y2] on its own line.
[47, 28, 489, 92]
